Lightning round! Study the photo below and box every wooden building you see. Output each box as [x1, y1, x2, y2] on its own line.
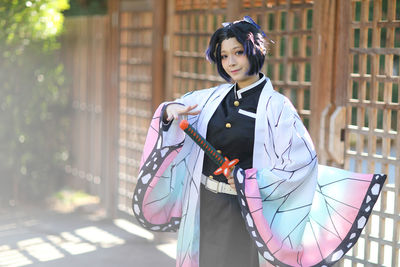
[61, 0, 400, 266]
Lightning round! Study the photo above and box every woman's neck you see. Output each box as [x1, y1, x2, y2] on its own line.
[236, 73, 260, 90]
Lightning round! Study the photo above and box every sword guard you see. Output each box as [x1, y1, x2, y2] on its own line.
[213, 157, 239, 177]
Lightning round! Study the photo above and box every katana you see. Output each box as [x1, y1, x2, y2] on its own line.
[179, 119, 239, 177]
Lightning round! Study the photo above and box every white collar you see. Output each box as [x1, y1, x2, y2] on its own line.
[235, 74, 266, 99]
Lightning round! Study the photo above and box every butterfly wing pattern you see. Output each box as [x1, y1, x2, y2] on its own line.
[234, 166, 386, 266]
[132, 103, 204, 266]
[132, 104, 184, 232]
[132, 93, 387, 266]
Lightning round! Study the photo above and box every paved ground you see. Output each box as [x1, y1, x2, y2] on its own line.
[0, 205, 177, 267]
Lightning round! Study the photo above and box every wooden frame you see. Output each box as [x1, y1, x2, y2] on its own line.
[62, 1, 400, 265]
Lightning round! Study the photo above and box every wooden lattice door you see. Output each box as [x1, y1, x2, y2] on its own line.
[339, 1, 400, 266]
[117, 0, 155, 215]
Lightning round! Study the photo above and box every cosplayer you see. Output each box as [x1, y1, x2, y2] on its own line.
[132, 16, 386, 267]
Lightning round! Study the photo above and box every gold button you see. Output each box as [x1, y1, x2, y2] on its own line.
[209, 175, 213, 179]
[234, 100, 239, 107]
[217, 150, 222, 154]
[225, 123, 231, 128]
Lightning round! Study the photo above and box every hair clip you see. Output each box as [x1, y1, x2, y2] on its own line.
[243, 16, 266, 37]
[221, 16, 275, 43]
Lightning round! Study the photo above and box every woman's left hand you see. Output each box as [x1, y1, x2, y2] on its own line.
[226, 167, 236, 190]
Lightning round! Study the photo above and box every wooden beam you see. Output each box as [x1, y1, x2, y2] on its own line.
[310, 0, 337, 162]
[103, 0, 120, 218]
[164, 0, 175, 101]
[332, 0, 350, 106]
[151, 0, 166, 110]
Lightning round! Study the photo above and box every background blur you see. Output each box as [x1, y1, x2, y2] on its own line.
[0, 0, 399, 266]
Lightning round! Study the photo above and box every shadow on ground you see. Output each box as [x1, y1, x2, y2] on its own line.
[0, 204, 176, 267]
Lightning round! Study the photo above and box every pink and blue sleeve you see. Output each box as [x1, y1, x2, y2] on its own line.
[132, 103, 185, 232]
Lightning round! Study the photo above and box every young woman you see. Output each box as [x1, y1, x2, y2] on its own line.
[132, 17, 386, 267]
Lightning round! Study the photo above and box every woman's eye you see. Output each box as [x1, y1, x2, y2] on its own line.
[221, 55, 227, 59]
[236, 50, 244, 55]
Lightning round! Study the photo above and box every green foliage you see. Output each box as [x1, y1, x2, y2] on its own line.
[63, 0, 107, 16]
[0, 0, 70, 205]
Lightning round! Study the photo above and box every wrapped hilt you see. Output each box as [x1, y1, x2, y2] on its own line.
[179, 120, 239, 177]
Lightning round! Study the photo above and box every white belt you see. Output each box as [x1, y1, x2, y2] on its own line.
[201, 174, 237, 195]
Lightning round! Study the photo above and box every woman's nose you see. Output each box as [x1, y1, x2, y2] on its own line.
[228, 56, 236, 66]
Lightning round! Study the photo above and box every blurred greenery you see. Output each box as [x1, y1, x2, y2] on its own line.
[0, 0, 70, 205]
[49, 189, 99, 213]
[63, 0, 107, 16]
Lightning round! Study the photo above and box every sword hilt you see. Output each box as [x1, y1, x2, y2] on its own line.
[179, 120, 239, 177]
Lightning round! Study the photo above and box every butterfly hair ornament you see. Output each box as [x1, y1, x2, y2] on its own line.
[222, 15, 275, 44]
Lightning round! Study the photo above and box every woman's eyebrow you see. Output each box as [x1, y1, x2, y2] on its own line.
[221, 46, 243, 53]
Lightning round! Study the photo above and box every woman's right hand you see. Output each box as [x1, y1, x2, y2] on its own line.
[164, 103, 200, 122]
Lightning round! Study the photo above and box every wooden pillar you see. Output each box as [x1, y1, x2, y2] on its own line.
[164, 0, 175, 101]
[310, 0, 337, 162]
[151, 0, 166, 110]
[332, 0, 351, 106]
[103, 0, 120, 218]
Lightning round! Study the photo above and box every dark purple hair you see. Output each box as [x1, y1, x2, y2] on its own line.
[205, 20, 267, 82]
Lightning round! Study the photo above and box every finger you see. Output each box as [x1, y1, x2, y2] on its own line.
[184, 104, 199, 113]
[187, 104, 198, 110]
[182, 104, 194, 111]
[168, 111, 177, 121]
[176, 107, 191, 116]
[187, 109, 201, 115]
[225, 170, 233, 179]
[178, 110, 201, 117]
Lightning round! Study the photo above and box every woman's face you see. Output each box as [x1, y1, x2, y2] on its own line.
[220, 37, 259, 88]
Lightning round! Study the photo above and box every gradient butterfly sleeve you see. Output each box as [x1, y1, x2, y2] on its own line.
[132, 103, 186, 232]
